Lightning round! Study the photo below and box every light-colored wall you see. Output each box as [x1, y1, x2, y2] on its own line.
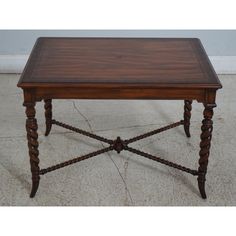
[0, 30, 236, 56]
[0, 30, 236, 73]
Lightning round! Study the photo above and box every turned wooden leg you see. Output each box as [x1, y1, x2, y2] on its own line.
[197, 105, 214, 199]
[183, 100, 192, 137]
[24, 101, 40, 198]
[44, 99, 52, 136]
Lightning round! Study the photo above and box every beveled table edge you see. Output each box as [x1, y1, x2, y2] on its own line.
[17, 82, 222, 89]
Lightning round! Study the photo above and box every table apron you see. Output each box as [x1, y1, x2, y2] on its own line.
[33, 87, 208, 102]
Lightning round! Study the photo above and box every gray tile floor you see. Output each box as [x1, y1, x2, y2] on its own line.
[0, 74, 235, 206]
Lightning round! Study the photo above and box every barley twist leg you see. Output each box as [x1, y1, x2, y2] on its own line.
[24, 102, 40, 198]
[183, 100, 192, 137]
[197, 105, 214, 199]
[44, 99, 52, 136]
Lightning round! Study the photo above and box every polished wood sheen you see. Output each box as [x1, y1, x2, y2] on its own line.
[17, 37, 222, 199]
[183, 100, 192, 137]
[23, 101, 40, 198]
[44, 99, 52, 136]
[18, 38, 221, 89]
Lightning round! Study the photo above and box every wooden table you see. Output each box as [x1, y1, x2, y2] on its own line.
[17, 37, 222, 199]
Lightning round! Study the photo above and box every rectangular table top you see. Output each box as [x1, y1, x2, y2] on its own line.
[18, 37, 222, 89]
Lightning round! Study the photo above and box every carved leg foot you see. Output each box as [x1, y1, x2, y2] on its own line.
[198, 173, 206, 199]
[24, 102, 40, 198]
[44, 99, 52, 136]
[197, 105, 214, 199]
[183, 100, 192, 137]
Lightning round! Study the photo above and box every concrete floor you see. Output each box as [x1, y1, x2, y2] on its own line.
[0, 74, 235, 206]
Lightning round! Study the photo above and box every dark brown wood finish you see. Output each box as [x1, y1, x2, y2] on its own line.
[23, 100, 40, 198]
[44, 99, 52, 136]
[183, 100, 192, 137]
[18, 38, 220, 87]
[198, 104, 215, 199]
[18, 37, 222, 199]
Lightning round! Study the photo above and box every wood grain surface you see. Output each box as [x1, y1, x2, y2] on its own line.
[18, 37, 222, 89]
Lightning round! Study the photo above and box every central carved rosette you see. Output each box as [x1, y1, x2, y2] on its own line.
[112, 137, 127, 153]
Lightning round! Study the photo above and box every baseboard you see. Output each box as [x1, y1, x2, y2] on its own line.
[0, 55, 236, 74]
[0, 55, 28, 73]
[209, 56, 236, 74]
